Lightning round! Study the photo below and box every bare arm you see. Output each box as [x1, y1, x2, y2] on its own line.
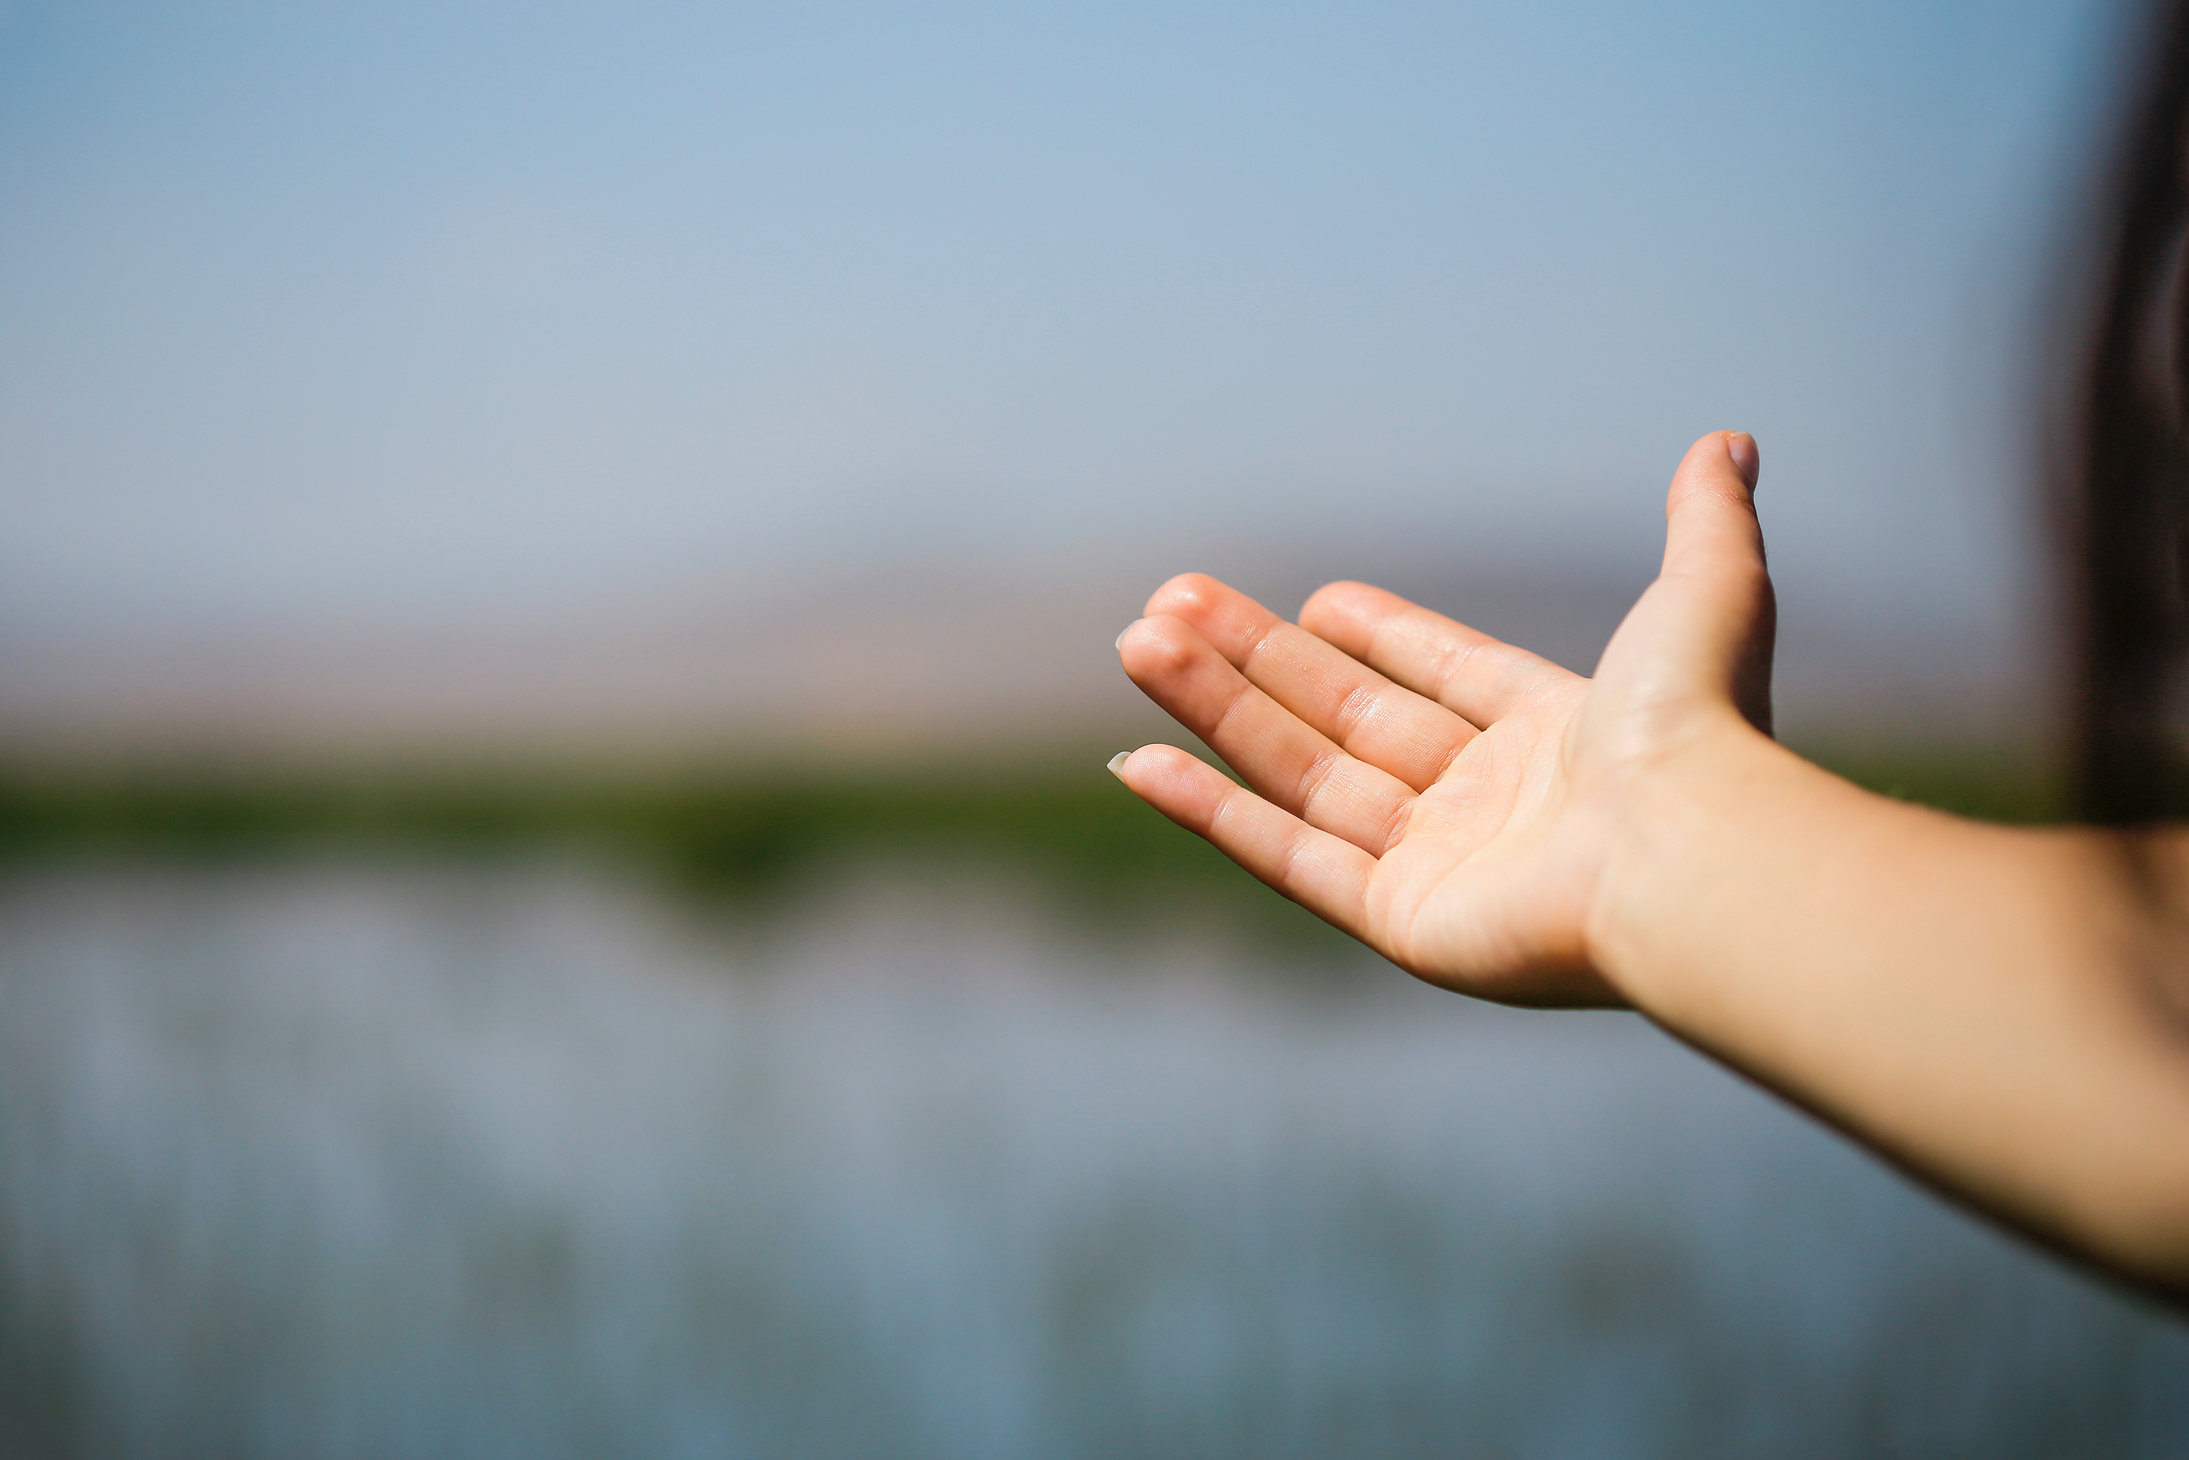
[1597, 730, 2189, 1297]
[1111, 431, 2189, 1300]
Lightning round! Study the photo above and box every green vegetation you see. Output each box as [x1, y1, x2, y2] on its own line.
[0, 751, 1223, 895]
[1787, 738, 2063, 826]
[0, 739, 2059, 943]
[0, 748, 1353, 954]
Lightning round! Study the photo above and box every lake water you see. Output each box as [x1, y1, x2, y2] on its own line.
[0, 860, 2182, 1458]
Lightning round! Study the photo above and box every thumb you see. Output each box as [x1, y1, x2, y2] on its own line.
[1655, 430, 1776, 733]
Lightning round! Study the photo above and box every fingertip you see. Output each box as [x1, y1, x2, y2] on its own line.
[1108, 743, 1208, 803]
[1114, 617, 1142, 653]
[1144, 571, 1223, 619]
[1297, 579, 1378, 635]
[1724, 431, 1760, 491]
[1667, 431, 1762, 521]
[1301, 579, 1366, 612]
[1115, 614, 1201, 685]
[1660, 431, 1775, 593]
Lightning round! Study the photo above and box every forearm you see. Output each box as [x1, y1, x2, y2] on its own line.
[1592, 723, 2189, 1297]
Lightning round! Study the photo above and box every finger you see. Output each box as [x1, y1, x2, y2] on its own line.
[1652, 430, 1775, 730]
[1298, 581, 1578, 729]
[1141, 573, 1476, 792]
[1109, 744, 1376, 941]
[1118, 615, 1419, 854]
[1663, 429, 1765, 579]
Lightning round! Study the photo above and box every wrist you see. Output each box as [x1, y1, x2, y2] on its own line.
[1580, 713, 1815, 1016]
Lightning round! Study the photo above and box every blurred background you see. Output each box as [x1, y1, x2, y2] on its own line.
[4, 0, 2189, 1454]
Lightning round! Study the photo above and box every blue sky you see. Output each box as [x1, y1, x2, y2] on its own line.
[0, 0, 2135, 656]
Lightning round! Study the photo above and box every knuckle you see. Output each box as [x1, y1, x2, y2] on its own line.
[1206, 675, 1259, 739]
[1238, 615, 1288, 666]
[1330, 681, 1381, 741]
[1431, 638, 1486, 699]
[1377, 794, 1416, 855]
[1208, 782, 1251, 843]
[1294, 748, 1343, 809]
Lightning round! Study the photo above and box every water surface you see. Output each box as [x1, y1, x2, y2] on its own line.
[0, 861, 2180, 1458]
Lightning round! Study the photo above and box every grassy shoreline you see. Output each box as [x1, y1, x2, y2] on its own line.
[0, 739, 2060, 938]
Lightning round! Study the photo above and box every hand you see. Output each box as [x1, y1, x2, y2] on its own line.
[1111, 430, 1775, 1007]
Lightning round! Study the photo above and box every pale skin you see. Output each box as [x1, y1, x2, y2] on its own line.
[1113, 430, 2189, 1303]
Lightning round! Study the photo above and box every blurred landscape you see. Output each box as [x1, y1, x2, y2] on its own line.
[0, 556, 2134, 1460]
[0, 543, 2058, 957]
[4, 858, 2186, 1460]
[5, 0, 2186, 1454]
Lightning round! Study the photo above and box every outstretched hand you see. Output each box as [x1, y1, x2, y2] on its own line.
[1111, 430, 1774, 1007]
[1122, 430, 2189, 1298]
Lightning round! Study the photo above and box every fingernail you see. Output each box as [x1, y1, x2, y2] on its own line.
[1115, 621, 1137, 651]
[1106, 751, 1131, 780]
[1726, 432, 1760, 491]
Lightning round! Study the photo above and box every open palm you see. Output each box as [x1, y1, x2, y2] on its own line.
[1111, 431, 1774, 1006]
